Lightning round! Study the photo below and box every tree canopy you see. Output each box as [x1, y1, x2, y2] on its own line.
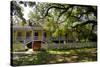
[11, 1, 97, 42]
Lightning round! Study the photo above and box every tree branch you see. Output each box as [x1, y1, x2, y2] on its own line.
[44, 5, 73, 18]
[72, 20, 97, 28]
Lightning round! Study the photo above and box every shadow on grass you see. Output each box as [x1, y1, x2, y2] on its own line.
[11, 51, 57, 66]
[11, 48, 97, 66]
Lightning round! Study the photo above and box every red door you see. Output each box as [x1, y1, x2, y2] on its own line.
[32, 41, 41, 51]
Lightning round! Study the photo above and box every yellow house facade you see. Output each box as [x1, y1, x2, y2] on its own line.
[12, 24, 67, 50]
[12, 24, 50, 43]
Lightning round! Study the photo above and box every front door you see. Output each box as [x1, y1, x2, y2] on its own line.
[32, 41, 41, 51]
[34, 31, 38, 40]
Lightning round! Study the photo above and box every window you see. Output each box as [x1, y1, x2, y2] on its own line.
[43, 32, 46, 37]
[34, 32, 38, 36]
[34, 32, 38, 40]
[42, 32, 46, 41]
[26, 31, 32, 37]
[26, 31, 32, 39]
[17, 32, 22, 37]
[17, 32, 23, 41]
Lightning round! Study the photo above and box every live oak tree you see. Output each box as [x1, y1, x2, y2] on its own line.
[31, 2, 97, 42]
[11, 1, 97, 42]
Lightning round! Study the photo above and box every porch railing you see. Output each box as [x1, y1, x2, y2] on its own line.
[14, 36, 66, 42]
[14, 36, 47, 42]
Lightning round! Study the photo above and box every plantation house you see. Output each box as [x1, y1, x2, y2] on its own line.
[13, 24, 48, 42]
[12, 23, 47, 50]
[12, 23, 67, 50]
[12, 23, 96, 50]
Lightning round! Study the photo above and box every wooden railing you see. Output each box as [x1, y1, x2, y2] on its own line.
[14, 36, 47, 44]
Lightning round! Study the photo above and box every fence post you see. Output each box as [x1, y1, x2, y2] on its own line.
[23, 40, 26, 50]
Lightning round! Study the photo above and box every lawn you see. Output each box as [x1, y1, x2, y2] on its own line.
[12, 42, 25, 52]
[11, 47, 97, 66]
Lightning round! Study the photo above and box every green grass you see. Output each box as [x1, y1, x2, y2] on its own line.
[11, 48, 97, 66]
[12, 42, 25, 52]
[11, 42, 97, 66]
[47, 48, 96, 54]
[48, 50, 70, 54]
